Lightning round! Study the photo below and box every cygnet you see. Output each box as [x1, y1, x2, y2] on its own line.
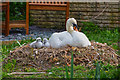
[30, 37, 43, 48]
[43, 38, 50, 48]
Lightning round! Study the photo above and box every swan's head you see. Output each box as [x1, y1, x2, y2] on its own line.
[36, 37, 42, 42]
[66, 18, 78, 33]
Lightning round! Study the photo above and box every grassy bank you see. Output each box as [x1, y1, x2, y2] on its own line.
[1, 24, 119, 78]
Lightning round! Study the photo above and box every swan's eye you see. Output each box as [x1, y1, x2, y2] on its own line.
[73, 23, 78, 31]
[72, 23, 77, 28]
[73, 23, 77, 27]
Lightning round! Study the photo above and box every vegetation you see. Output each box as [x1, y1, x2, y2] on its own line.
[2, 2, 26, 21]
[1, 23, 119, 79]
[81, 22, 119, 51]
[9, 2, 26, 20]
[1, 2, 119, 79]
[2, 61, 120, 79]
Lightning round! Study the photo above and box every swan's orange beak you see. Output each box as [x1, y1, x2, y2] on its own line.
[73, 26, 78, 31]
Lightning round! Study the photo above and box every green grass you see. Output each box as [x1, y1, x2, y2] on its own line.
[86, 29, 118, 45]
[2, 38, 35, 59]
[1, 25, 119, 79]
[65, 64, 69, 78]
[2, 38, 35, 78]
[3, 63, 119, 78]
[70, 52, 74, 79]
[95, 61, 100, 79]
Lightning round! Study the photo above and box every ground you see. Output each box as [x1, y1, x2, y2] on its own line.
[1, 25, 119, 79]
[1, 26, 63, 41]
[2, 41, 120, 78]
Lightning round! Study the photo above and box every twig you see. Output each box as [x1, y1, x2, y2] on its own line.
[90, 4, 108, 21]
[27, 63, 38, 68]
[78, 3, 108, 21]
[7, 72, 46, 75]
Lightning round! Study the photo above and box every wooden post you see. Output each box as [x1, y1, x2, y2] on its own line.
[5, 2, 9, 36]
[65, 2, 69, 30]
[118, 1, 120, 27]
[26, 2, 29, 35]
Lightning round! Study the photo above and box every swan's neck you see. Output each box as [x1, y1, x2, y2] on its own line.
[66, 23, 74, 33]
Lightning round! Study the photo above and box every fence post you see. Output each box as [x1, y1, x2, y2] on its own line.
[26, 1, 29, 35]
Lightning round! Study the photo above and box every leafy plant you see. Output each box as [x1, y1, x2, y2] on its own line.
[95, 61, 100, 80]
[65, 64, 69, 78]
[15, 39, 22, 47]
[3, 59, 16, 73]
[65, 52, 74, 79]
[71, 52, 74, 79]
[10, 2, 26, 20]
[81, 22, 99, 32]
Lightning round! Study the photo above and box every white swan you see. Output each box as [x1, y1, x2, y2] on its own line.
[66, 18, 91, 47]
[49, 18, 91, 48]
[30, 37, 43, 48]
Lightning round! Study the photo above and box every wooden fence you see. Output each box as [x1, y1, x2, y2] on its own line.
[30, 2, 120, 29]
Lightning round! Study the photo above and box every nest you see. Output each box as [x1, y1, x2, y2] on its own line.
[3, 41, 120, 71]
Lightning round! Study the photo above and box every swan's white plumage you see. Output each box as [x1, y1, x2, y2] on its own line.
[70, 31, 91, 47]
[67, 18, 91, 47]
[49, 18, 91, 48]
[49, 31, 73, 48]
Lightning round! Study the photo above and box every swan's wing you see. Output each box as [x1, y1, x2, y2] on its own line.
[49, 31, 73, 48]
[49, 33, 62, 48]
[59, 31, 73, 46]
[78, 32, 91, 46]
[71, 31, 91, 47]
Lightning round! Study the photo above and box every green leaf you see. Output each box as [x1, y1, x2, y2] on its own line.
[95, 61, 100, 80]
[65, 64, 69, 78]
[15, 39, 22, 47]
[71, 52, 74, 79]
